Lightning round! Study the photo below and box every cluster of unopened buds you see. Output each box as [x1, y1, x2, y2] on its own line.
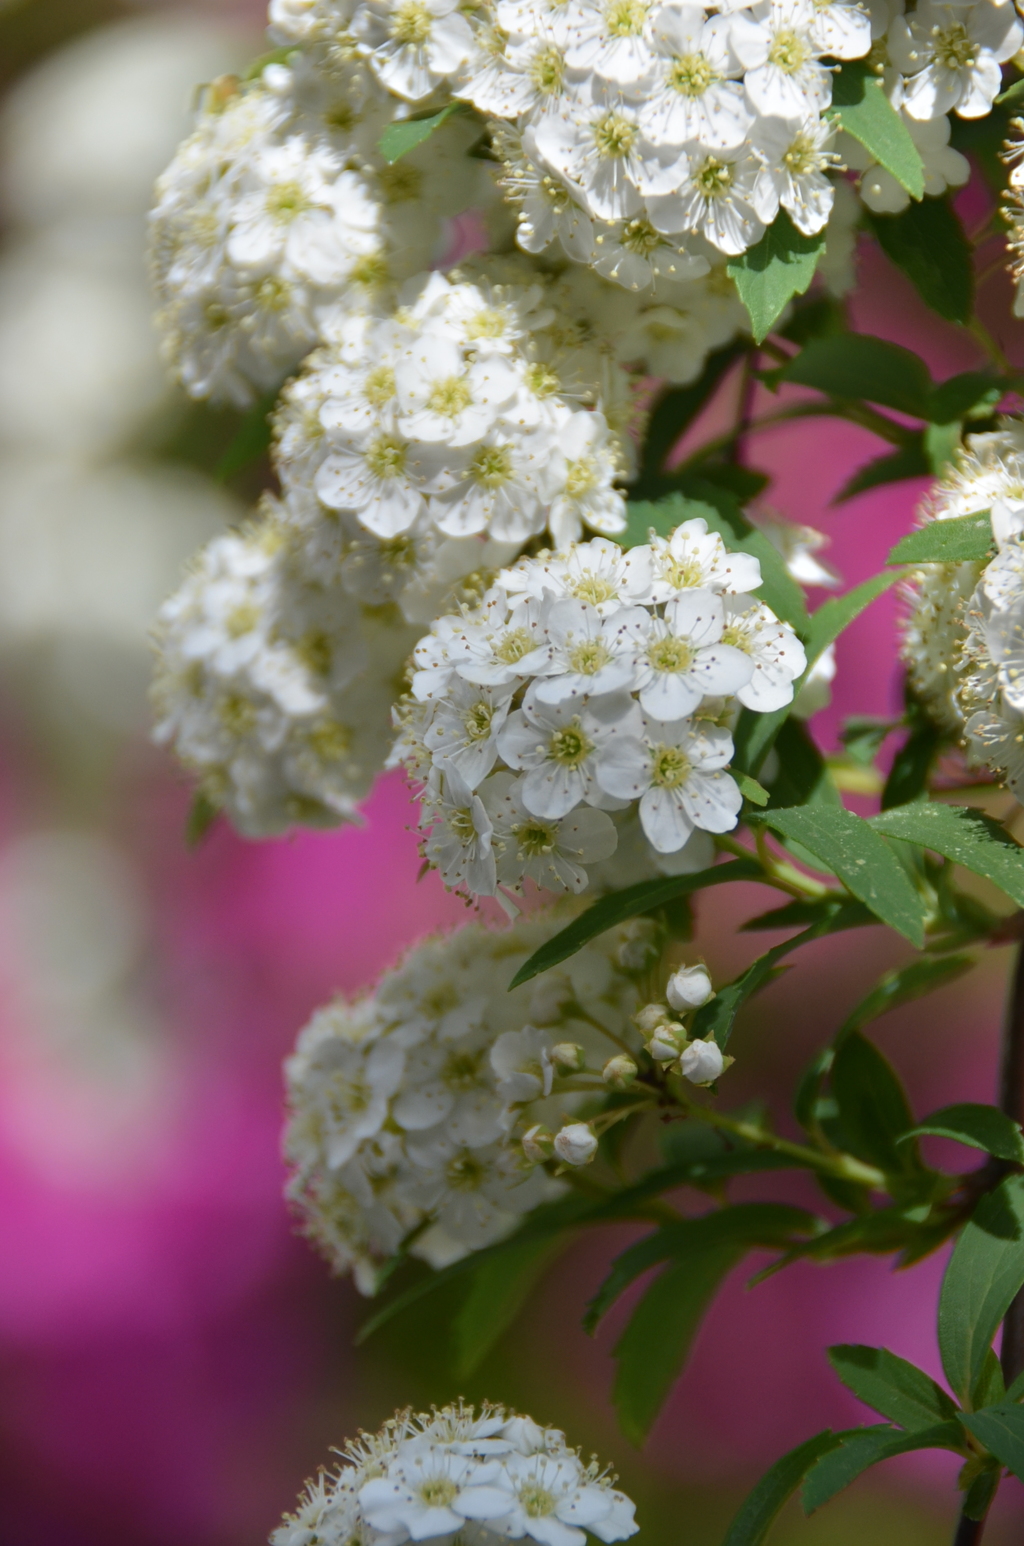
[523, 962, 730, 1168]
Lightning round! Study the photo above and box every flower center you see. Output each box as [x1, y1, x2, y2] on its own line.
[549, 720, 593, 768]
[525, 360, 561, 398]
[442, 1048, 486, 1091]
[365, 435, 407, 479]
[391, 0, 433, 45]
[647, 635, 693, 674]
[668, 50, 716, 97]
[651, 744, 692, 788]
[494, 627, 534, 664]
[326, 1071, 370, 1118]
[463, 701, 495, 741]
[568, 640, 612, 675]
[427, 375, 473, 418]
[664, 553, 704, 588]
[768, 27, 810, 73]
[298, 629, 332, 676]
[564, 456, 600, 497]
[220, 693, 256, 735]
[418, 1477, 459, 1507]
[350, 251, 390, 289]
[619, 217, 663, 256]
[783, 132, 819, 177]
[307, 720, 352, 760]
[471, 444, 514, 487]
[933, 21, 976, 69]
[592, 110, 638, 160]
[265, 180, 311, 222]
[254, 275, 290, 310]
[694, 155, 733, 198]
[572, 573, 616, 605]
[446, 1149, 487, 1190]
[378, 162, 422, 202]
[226, 601, 260, 637]
[513, 818, 556, 856]
[363, 365, 396, 406]
[204, 301, 231, 331]
[605, 0, 648, 36]
[467, 306, 509, 341]
[519, 1483, 557, 1518]
[529, 44, 565, 93]
[449, 806, 478, 844]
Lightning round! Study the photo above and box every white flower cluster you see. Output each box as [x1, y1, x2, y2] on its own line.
[149, 52, 499, 405]
[394, 523, 806, 903]
[902, 424, 1024, 792]
[151, 502, 419, 835]
[283, 909, 645, 1289]
[1003, 121, 1024, 318]
[272, 264, 637, 560]
[271, 1402, 638, 1546]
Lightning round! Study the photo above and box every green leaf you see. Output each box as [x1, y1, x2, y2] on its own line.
[881, 721, 942, 809]
[185, 790, 220, 848]
[924, 421, 962, 477]
[586, 1202, 817, 1334]
[829, 1031, 920, 1174]
[633, 342, 747, 491]
[242, 45, 297, 80]
[741, 896, 868, 932]
[841, 955, 975, 1035]
[833, 441, 931, 504]
[722, 1432, 847, 1546]
[780, 333, 931, 418]
[902, 1104, 1024, 1165]
[802, 1422, 965, 1513]
[840, 716, 898, 767]
[960, 1403, 1024, 1481]
[829, 60, 924, 199]
[378, 102, 464, 162]
[738, 773, 770, 806]
[927, 372, 1002, 425]
[938, 1174, 1024, 1404]
[506, 857, 763, 987]
[802, 570, 903, 676]
[752, 806, 927, 947]
[691, 902, 873, 1049]
[214, 387, 279, 481]
[886, 511, 994, 566]
[766, 717, 839, 810]
[868, 197, 973, 325]
[870, 803, 1024, 909]
[778, 292, 847, 345]
[972, 1347, 1007, 1411]
[962, 1464, 1002, 1521]
[726, 212, 826, 344]
[453, 1234, 562, 1375]
[828, 1344, 960, 1430]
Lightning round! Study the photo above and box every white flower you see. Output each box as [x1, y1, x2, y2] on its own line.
[888, 0, 1022, 120]
[288, 1007, 406, 1169]
[532, 597, 639, 703]
[533, 83, 687, 224]
[722, 594, 808, 710]
[645, 518, 763, 599]
[680, 1036, 725, 1084]
[358, 1443, 504, 1538]
[639, 9, 752, 150]
[315, 431, 436, 537]
[496, 686, 633, 817]
[428, 430, 554, 542]
[646, 142, 770, 254]
[553, 1122, 599, 1167]
[396, 335, 521, 447]
[729, 0, 837, 122]
[666, 963, 714, 1009]
[227, 143, 381, 286]
[751, 115, 838, 236]
[564, 0, 660, 86]
[620, 589, 755, 719]
[502, 537, 653, 617]
[596, 713, 742, 851]
[423, 678, 516, 787]
[412, 589, 554, 697]
[491, 1026, 556, 1104]
[481, 772, 619, 891]
[421, 765, 498, 895]
[547, 412, 628, 546]
[352, 0, 477, 101]
[856, 109, 970, 213]
[406, 1130, 555, 1250]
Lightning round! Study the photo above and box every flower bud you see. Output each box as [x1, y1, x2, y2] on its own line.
[602, 1054, 638, 1089]
[550, 1042, 587, 1072]
[616, 920, 660, 972]
[648, 1022, 687, 1063]
[680, 1038, 726, 1086]
[521, 1124, 555, 1164]
[553, 1121, 598, 1167]
[666, 964, 714, 1010]
[634, 1002, 671, 1033]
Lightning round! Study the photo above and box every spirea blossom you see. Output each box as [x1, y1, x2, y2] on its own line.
[902, 424, 1024, 790]
[151, 502, 419, 835]
[271, 1402, 639, 1546]
[394, 523, 806, 903]
[282, 908, 646, 1288]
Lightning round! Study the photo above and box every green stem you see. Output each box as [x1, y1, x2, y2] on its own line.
[679, 1097, 888, 1191]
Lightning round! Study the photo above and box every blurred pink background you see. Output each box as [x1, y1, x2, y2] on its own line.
[1, 4, 1024, 1544]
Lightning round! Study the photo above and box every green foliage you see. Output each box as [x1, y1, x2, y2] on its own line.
[937, 1175, 1024, 1405]
[827, 1031, 921, 1175]
[868, 197, 974, 324]
[902, 1104, 1024, 1164]
[737, 773, 770, 806]
[378, 101, 465, 161]
[632, 342, 748, 491]
[828, 60, 924, 199]
[881, 720, 942, 808]
[802, 1423, 965, 1513]
[960, 1403, 1024, 1482]
[764, 717, 838, 809]
[185, 790, 220, 848]
[827, 1344, 959, 1430]
[726, 213, 826, 343]
[722, 1432, 847, 1546]
[887, 511, 994, 565]
[452, 1235, 562, 1375]
[840, 955, 976, 1035]
[506, 857, 762, 987]
[751, 806, 928, 946]
[213, 387, 279, 481]
[834, 441, 931, 504]
[870, 803, 1024, 909]
[781, 334, 932, 417]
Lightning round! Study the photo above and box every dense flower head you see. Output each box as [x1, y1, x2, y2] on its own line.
[902, 423, 1024, 792]
[151, 501, 420, 835]
[393, 523, 806, 903]
[282, 907, 647, 1288]
[271, 1401, 639, 1546]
